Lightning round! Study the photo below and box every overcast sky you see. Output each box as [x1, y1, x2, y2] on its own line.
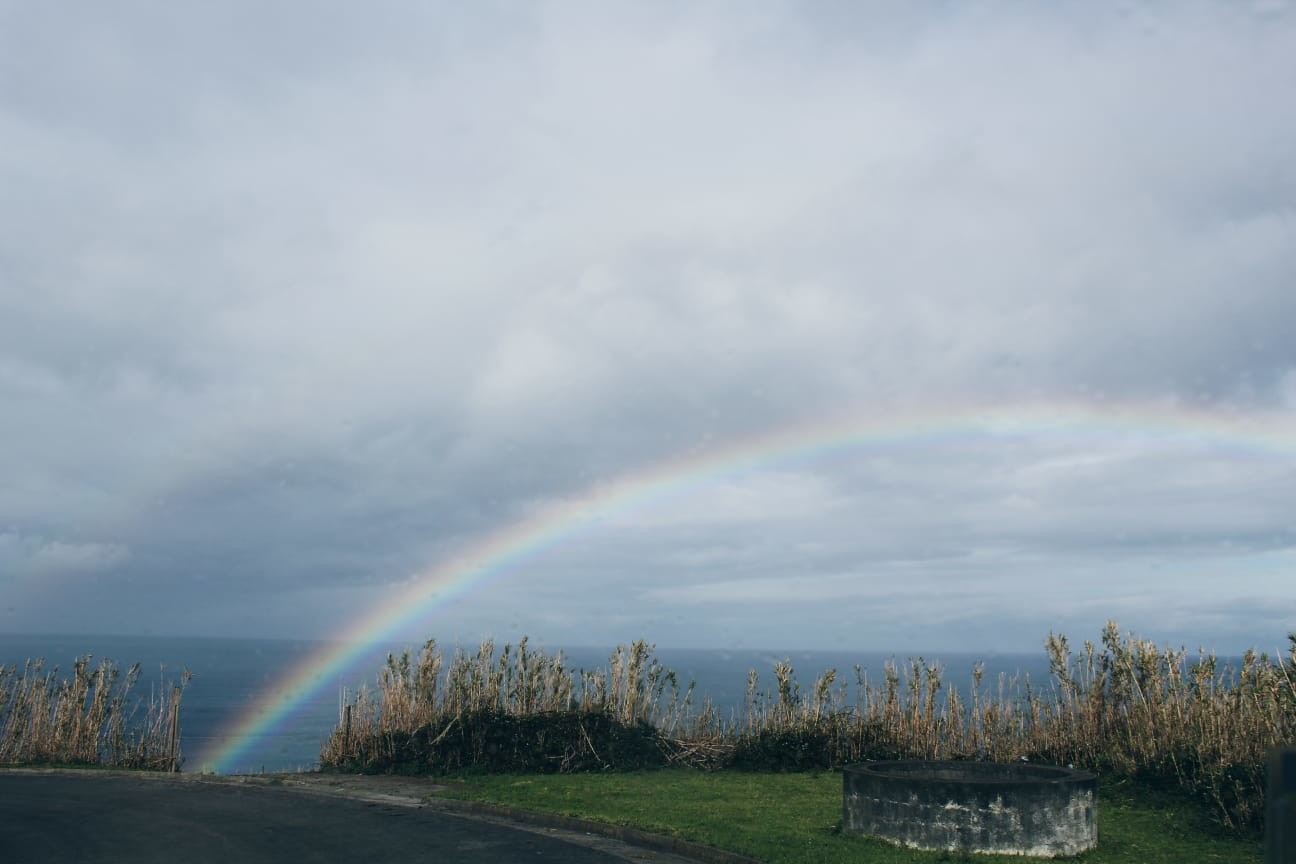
[2, 1, 1294, 654]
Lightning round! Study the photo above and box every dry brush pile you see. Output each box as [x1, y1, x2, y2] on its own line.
[321, 622, 1296, 835]
[1, 655, 190, 771]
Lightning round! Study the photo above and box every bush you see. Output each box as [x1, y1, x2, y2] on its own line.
[326, 709, 669, 774]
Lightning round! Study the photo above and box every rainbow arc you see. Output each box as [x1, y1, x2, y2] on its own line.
[196, 399, 1296, 773]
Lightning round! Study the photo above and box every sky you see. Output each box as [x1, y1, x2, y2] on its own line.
[1, 1, 1294, 654]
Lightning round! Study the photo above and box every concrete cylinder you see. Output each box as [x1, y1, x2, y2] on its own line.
[843, 760, 1097, 858]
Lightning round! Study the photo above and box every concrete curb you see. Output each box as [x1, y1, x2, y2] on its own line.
[426, 797, 765, 864]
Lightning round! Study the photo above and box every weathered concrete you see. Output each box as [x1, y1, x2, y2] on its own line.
[843, 760, 1097, 858]
[1269, 746, 1296, 864]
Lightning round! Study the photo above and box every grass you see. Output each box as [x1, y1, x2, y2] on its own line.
[434, 768, 1264, 864]
[0, 655, 190, 771]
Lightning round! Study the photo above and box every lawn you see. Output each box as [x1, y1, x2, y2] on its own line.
[434, 769, 1262, 864]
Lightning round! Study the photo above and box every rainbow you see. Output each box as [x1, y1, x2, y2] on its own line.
[195, 398, 1295, 773]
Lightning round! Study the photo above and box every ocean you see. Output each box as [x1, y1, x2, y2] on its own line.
[0, 633, 1053, 774]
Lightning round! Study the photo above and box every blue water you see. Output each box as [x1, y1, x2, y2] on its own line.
[0, 633, 1052, 774]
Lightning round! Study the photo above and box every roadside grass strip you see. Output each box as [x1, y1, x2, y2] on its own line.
[435, 769, 1262, 864]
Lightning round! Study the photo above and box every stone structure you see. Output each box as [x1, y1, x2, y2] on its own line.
[842, 760, 1097, 857]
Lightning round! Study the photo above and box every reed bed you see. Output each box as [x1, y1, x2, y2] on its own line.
[0, 655, 190, 771]
[321, 622, 1295, 835]
[323, 637, 688, 773]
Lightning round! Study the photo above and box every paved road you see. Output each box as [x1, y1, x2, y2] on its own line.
[0, 773, 685, 864]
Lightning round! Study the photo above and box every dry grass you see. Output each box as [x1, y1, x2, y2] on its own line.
[322, 637, 689, 771]
[322, 622, 1296, 834]
[0, 655, 190, 771]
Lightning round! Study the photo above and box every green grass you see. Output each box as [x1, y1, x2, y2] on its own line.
[433, 769, 1262, 864]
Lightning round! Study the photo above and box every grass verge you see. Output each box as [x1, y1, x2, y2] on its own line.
[433, 769, 1263, 864]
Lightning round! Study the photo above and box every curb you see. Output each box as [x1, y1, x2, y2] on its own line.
[427, 796, 765, 864]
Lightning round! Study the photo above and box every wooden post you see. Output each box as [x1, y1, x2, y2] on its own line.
[1269, 746, 1296, 864]
[343, 704, 352, 751]
[169, 686, 182, 773]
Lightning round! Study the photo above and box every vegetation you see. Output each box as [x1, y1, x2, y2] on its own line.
[1, 655, 190, 771]
[322, 638, 683, 774]
[322, 623, 1296, 836]
[435, 769, 1263, 864]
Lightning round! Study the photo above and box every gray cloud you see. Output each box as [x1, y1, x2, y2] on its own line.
[2, 1, 1294, 651]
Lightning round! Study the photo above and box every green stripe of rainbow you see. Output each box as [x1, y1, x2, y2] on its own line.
[195, 399, 1295, 773]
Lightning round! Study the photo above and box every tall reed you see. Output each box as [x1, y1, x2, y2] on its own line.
[322, 623, 1295, 834]
[323, 637, 689, 772]
[0, 655, 190, 771]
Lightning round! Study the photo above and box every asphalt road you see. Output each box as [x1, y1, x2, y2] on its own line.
[0, 773, 687, 864]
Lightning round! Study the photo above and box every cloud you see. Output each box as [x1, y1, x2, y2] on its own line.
[1, 532, 129, 578]
[1, 2, 1294, 650]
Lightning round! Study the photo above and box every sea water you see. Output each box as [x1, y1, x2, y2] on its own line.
[0, 633, 1052, 774]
